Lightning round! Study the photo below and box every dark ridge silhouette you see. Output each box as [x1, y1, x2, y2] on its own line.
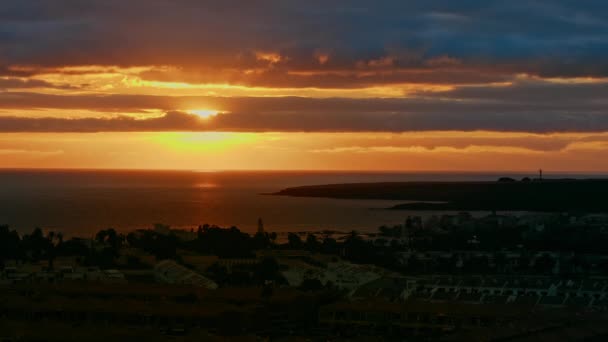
[274, 178, 608, 212]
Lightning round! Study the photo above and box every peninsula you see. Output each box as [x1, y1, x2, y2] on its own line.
[274, 179, 608, 212]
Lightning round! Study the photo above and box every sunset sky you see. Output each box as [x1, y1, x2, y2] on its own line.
[1, 1, 608, 171]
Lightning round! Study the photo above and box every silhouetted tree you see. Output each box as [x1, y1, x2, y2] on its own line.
[191, 225, 254, 258]
[253, 232, 271, 249]
[22, 227, 50, 261]
[0, 225, 21, 267]
[287, 232, 303, 249]
[321, 237, 338, 254]
[305, 234, 320, 251]
[269, 232, 278, 245]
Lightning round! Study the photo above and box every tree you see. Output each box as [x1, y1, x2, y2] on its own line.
[347, 230, 360, 241]
[253, 232, 271, 249]
[46, 231, 62, 270]
[22, 227, 49, 261]
[0, 225, 21, 266]
[95, 228, 123, 259]
[255, 257, 281, 284]
[192, 225, 254, 258]
[287, 232, 303, 249]
[126, 232, 137, 247]
[321, 237, 338, 254]
[95, 230, 107, 244]
[343, 230, 370, 262]
[106, 228, 119, 249]
[269, 232, 277, 245]
[57, 238, 88, 257]
[305, 234, 320, 251]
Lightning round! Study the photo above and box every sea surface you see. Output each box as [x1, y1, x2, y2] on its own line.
[0, 169, 604, 237]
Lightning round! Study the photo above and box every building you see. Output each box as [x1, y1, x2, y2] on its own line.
[155, 260, 218, 289]
[282, 261, 383, 289]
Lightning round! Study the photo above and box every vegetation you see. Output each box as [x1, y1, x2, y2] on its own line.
[3, 209, 608, 278]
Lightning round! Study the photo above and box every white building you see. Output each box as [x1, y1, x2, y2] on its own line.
[155, 260, 218, 289]
[282, 261, 383, 290]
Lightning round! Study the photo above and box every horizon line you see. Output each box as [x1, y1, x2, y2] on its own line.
[1, 167, 608, 174]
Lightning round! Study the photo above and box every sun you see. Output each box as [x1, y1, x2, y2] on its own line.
[190, 109, 219, 119]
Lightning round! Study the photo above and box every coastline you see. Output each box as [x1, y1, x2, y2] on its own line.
[274, 179, 608, 212]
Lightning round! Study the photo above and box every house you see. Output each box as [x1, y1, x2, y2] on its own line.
[154, 260, 218, 289]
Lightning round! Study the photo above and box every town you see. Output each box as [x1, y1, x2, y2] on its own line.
[3, 212, 608, 340]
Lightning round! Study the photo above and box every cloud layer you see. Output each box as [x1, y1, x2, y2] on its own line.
[0, 1, 607, 135]
[2, 1, 608, 83]
[1, 76, 607, 133]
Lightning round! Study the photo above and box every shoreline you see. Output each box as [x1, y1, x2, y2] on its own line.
[274, 179, 608, 212]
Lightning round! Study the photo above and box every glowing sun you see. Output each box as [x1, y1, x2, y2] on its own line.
[190, 109, 218, 119]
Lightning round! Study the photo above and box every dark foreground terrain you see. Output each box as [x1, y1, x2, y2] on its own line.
[5, 212, 608, 340]
[274, 179, 608, 212]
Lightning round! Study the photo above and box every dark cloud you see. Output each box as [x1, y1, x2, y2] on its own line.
[1, 107, 608, 134]
[0, 92, 176, 112]
[0, 1, 606, 133]
[0, 77, 78, 90]
[137, 66, 513, 88]
[0, 111, 200, 133]
[416, 79, 608, 103]
[0, 0, 607, 85]
[1, 76, 608, 133]
[208, 111, 608, 133]
[2, 76, 607, 112]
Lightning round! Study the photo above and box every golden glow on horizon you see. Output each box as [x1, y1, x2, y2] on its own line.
[2, 131, 608, 171]
[151, 132, 258, 152]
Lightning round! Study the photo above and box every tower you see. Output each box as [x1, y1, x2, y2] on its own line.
[257, 218, 264, 234]
[539, 169, 543, 181]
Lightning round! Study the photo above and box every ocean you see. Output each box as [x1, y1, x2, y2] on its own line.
[0, 169, 603, 237]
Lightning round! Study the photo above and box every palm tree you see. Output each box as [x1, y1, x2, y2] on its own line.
[46, 231, 58, 270]
[269, 232, 277, 245]
[346, 230, 360, 242]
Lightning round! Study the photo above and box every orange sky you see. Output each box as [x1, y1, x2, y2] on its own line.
[1, 64, 608, 171]
[2, 130, 608, 171]
[2, 2, 608, 171]
[0, 65, 607, 171]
